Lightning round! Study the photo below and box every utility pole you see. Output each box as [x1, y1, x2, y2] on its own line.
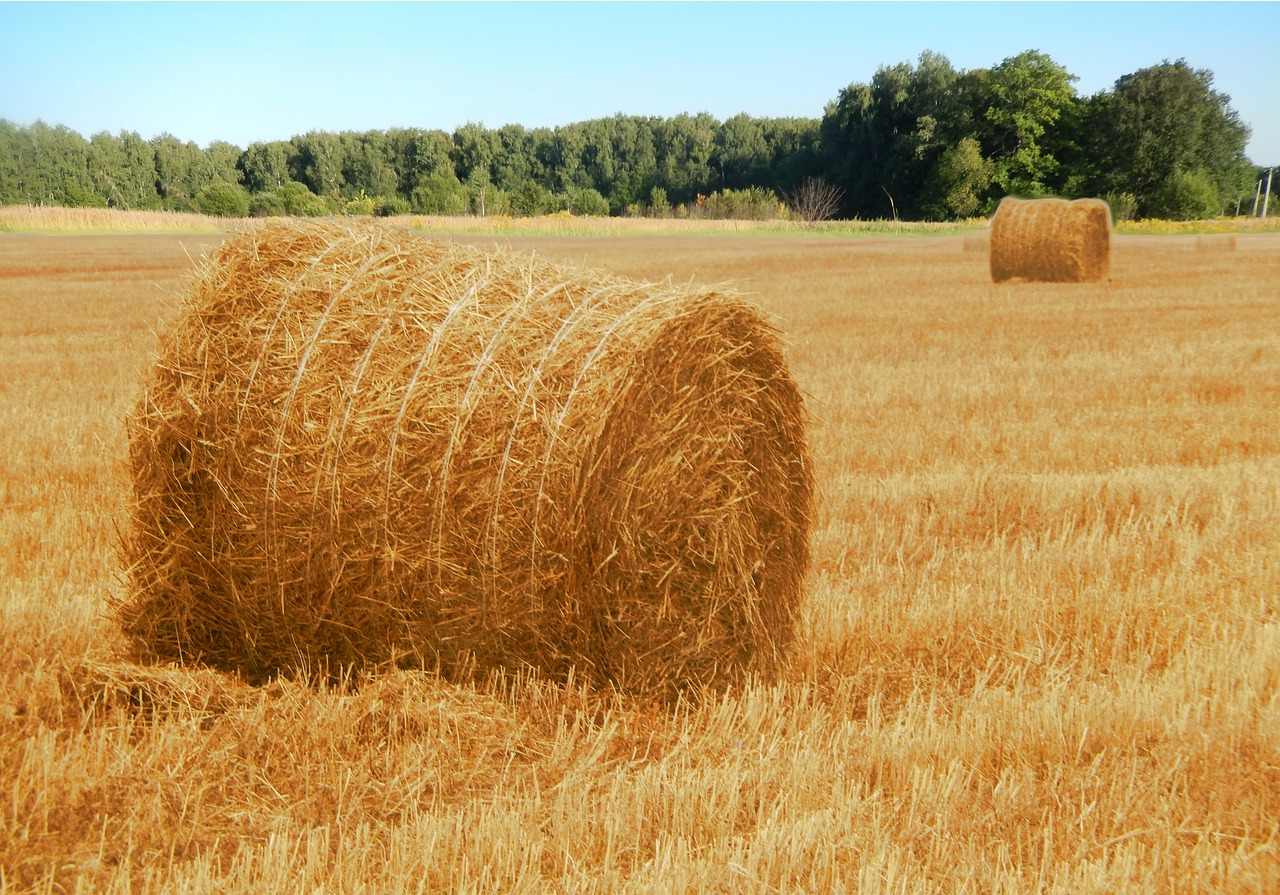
[1263, 167, 1273, 219]
[1253, 177, 1263, 216]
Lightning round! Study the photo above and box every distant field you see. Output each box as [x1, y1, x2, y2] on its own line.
[4, 203, 1280, 237]
[1, 228, 1277, 893]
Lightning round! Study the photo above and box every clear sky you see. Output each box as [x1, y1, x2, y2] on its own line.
[2, 1, 1277, 164]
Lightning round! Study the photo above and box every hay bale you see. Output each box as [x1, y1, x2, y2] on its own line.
[962, 231, 989, 253]
[1195, 234, 1237, 252]
[988, 197, 1111, 283]
[116, 220, 813, 698]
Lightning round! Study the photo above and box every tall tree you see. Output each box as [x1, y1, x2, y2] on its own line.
[291, 131, 344, 197]
[820, 51, 967, 218]
[973, 50, 1078, 196]
[240, 140, 293, 194]
[1087, 59, 1252, 216]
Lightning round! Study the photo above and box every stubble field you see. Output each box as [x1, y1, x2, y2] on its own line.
[1, 224, 1277, 893]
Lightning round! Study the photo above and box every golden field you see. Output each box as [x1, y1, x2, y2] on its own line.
[0, 218, 1277, 893]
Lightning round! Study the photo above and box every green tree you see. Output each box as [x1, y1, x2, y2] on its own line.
[0, 121, 95, 205]
[292, 131, 344, 196]
[921, 137, 993, 219]
[564, 185, 609, 216]
[410, 168, 468, 215]
[509, 180, 558, 216]
[820, 51, 969, 218]
[274, 181, 329, 216]
[340, 132, 398, 199]
[716, 114, 769, 190]
[1089, 60, 1251, 216]
[88, 130, 160, 209]
[974, 50, 1079, 196]
[240, 141, 293, 193]
[193, 181, 249, 217]
[1151, 168, 1223, 220]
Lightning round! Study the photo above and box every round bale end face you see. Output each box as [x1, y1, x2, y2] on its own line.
[115, 220, 813, 698]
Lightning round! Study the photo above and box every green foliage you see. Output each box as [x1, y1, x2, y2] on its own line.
[977, 51, 1078, 195]
[1089, 60, 1250, 217]
[0, 52, 1259, 224]
[272, 181, 329, 217]
[1102, 191, 1139, 223]
[921, 138, 992, 219]
[248, 190, 285, 218]
[240, 141, 292, 194]
[410, 169, 468, 215]
[647, 186, 671, 218]
[375, 195, 410, 217]
[63, 185, 107, 208]
[689, 187, 785, 221]
[193, 182, 249, 217]
[563, 186, 610, 217]
[509, 180, 558, 217]
[1151, 169, 1224, 221]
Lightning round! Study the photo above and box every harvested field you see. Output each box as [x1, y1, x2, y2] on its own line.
[2, 227, 1279, 893]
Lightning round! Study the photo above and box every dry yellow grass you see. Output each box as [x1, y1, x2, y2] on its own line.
[1, 229, 1278, 893]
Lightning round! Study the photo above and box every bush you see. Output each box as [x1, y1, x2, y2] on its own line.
[343, 193, 377, 216]
[689, 188, 785, 221]
[647, 186, 671, 218]
[375, 195, 410, 217]
[1151, 169, 1222, 221]
[410, 170, 468, 215]
[63, 185, 107, 209]
[1102, 191, 1139, 223]
[193, 182, 250, 217]
[510, 181, 558, 217]
[563, 186, 610, 217]
[275, 182, 329, 217]
[249, 191, 286, 218]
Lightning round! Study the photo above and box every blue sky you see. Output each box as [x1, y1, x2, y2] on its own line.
[2, 1, 1277, 164]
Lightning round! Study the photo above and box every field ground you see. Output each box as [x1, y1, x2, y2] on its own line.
[1, 226, 1277, 893]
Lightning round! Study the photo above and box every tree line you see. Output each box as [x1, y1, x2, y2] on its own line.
[0, 51, 1265, 222]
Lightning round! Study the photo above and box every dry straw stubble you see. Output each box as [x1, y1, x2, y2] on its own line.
[117, 220, 813, 698]
[989, 196, 1111, 283]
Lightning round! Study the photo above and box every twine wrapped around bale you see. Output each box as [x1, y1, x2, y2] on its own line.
[989, 197, 1111, 283]
[116, 220, 813, 698]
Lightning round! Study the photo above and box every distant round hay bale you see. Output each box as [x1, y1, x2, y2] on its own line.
[1194, 234, 1237, 252]
[988, 197, 1111, 283]
[116, 220, 813, 698]
[962, 230, 989, 253]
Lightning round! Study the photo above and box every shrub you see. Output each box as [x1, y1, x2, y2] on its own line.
[1152, 169, 1222, 221]
[375, 195, 410, 217]
[63, 185, 107, 209]
[276, 182, 329, 217]
[193, 182, 250, 218]
[690, 188, 786, 221]
[564, 186, 610, 217]
[410, 170, 468, 215]
[510, 181, 558, 217]
[1102, 191, 1139, 223]
[249, 191, 286, 218]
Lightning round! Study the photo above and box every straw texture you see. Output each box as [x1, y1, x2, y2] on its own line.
[116, 220, 813, 697]
[989, 197, 1111, 283]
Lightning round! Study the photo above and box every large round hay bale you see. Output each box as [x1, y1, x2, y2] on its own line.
[988, 196, 1111, 283]
[116, 220, 813, 698]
